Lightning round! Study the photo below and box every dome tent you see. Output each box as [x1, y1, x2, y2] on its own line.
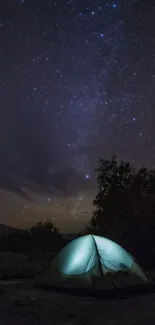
[38, 235, 149, 292]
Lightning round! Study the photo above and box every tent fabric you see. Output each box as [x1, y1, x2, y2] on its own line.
[39, 234, 149, 290]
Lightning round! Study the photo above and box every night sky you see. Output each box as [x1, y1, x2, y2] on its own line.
[0, 0, 155, 231]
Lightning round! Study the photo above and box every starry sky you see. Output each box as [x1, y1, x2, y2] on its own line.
[0, 0, 155, 231]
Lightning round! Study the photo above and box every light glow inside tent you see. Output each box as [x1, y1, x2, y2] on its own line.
[39, 234, 149, 290]
[93, 235, 133, 271]
[58, 235, 98, 275]
[58, 235, 133, 275]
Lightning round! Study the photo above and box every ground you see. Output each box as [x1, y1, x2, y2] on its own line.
[0, 279, 155, 324]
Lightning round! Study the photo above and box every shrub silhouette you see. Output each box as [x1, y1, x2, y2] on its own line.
[0, 219, 65, 256]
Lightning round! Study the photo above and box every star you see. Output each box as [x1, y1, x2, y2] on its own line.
[0, 0, 154, 232]
[85, 174, 90, 180]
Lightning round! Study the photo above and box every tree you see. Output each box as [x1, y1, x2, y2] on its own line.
[29, 219, 64, 253]
[0, 219, 64, 256]
[88, 155, 155, 264]
[30, 219, 59, 236]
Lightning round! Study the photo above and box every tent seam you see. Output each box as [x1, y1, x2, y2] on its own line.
[91, 235, 103, 276]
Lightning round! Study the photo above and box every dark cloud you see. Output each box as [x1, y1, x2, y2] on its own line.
[1, 0, 154, 202]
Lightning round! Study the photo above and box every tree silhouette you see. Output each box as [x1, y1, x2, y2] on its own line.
[28, 219, 64, 253]
[0, 219, 64, 256]
[88, 155, 155, 265]
[30, 219, 59, 236]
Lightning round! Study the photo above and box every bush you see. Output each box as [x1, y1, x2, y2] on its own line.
[0, 253, 36, 280]
[0, 220, 65, 255]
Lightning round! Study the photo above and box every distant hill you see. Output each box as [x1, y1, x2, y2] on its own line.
[0, 224, 19, 236]
[0, 226, 81, 240]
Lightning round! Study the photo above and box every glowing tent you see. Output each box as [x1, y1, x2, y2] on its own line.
[39, 235, 148, 291]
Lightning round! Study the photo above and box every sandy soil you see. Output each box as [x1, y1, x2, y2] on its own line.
[0, 280, 155, 324]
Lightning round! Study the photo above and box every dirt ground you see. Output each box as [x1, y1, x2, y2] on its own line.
[0, 280, 155, 324]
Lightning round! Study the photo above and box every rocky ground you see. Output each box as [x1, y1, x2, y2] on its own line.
[0, 279, 155, 324]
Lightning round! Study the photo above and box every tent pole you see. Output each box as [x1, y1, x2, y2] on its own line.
[91, 235, 103, 277]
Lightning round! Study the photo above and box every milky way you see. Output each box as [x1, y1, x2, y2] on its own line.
[0, 0, 155, 230]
